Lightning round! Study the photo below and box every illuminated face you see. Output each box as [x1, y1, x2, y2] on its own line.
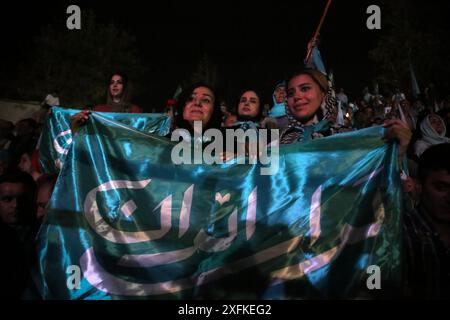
[421, 170, 450, 223]
[429, 115, 445, 135]
[274, 86, 286, 104]
[287, 75, 325, 125]
[183, 87, 215, 127]
[0, 182, 26, 225]
[109, 75, 124, 100]
[238, 91, 260, 118]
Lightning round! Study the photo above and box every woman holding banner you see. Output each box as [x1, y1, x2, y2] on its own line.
[280, 69, 412, 160]
[280, 68, 334, 144]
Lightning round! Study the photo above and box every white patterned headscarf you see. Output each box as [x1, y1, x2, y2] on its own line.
[420, 114, 450, 145]
[280, 75, 336, 144]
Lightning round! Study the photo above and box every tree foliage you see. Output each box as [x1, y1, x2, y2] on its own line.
[369, 0, 450, 96]
[189, 53, 218, 89]
[15, 11, 145, 108]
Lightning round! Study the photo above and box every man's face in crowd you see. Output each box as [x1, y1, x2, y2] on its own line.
[0, 182, 27, 225]
[421, 170, 450, 223]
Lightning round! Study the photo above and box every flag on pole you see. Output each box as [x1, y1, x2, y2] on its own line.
[305, 46, 327, 75]
[304, 0, 333, 75]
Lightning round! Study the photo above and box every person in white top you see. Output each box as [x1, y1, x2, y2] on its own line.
[414, 114, 450, 157]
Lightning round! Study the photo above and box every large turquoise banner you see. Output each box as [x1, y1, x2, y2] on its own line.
[35, 113, 401, 299]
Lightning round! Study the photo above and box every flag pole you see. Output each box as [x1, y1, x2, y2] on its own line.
[304, 0, 333, 63]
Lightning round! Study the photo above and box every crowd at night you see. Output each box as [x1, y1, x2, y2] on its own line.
[0, 0, 449, 300]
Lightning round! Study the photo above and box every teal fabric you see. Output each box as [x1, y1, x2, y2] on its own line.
[268, 102, 286, 118]
[34, 113, 402, 299]
[38, 107, 172, 173]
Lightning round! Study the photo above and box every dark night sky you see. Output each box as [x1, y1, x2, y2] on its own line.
[0, 0, 446, 110]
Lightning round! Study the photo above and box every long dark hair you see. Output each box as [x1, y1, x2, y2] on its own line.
[106, 72, 132, 112]
[174, 83, 222, 132]
[236, 89, 264, 122]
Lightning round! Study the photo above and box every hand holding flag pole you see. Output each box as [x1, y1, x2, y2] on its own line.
[304, 0, 333, 64]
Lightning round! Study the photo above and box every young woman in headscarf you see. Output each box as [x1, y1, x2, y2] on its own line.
[280, 68, 337, 144]
[267, 81, 289, 129]
[414, 114, 450, 158]
[281, 68, 412, 161]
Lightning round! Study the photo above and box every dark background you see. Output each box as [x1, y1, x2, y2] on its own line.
[0, 0, 448, 111]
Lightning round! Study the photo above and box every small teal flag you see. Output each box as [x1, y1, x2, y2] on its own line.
[38, 107, 172, 174]
[34, 114, 402, 299]
[305, 46, 327, 75]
